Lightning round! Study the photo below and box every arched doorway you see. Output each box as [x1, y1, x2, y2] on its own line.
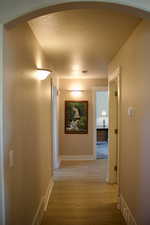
[0, 2, 150, 225]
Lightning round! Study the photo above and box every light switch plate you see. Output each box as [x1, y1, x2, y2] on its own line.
[128, 107, 135, 118]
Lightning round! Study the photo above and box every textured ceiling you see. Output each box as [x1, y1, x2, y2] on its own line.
[29, 8, 141, 78]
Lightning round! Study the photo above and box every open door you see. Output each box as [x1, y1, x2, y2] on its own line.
[95, 91, 108, 160]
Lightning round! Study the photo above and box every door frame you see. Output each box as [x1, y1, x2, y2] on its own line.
[51, 79, 60, 170]
[0, 24, 5, 225]
[92, 86, 108, 160]
[108, 66, 121, 187]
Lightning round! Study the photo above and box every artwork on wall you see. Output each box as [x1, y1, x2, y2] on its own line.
[65, 101, 88, 134]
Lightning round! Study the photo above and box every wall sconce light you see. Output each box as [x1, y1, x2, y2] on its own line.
[71, 90, 82, 97]
[36, 68, 52, 80]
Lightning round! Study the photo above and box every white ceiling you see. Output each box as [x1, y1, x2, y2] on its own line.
[29, 8, 141, 78]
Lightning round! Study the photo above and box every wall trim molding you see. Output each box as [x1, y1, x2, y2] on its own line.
[31, 197, 45, 225]
[107, 65, 121, 185]
[32, 178, 54, 225]
[120, 194, 137, 225]
[60, 155, 94, 161]
[108, 66, 121, 81]
[91, 86, 108, 91]
[59, 76, 107, 80]
[43, 179, 54, 211]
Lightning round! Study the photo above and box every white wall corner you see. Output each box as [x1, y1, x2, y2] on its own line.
[60, 155, 94, 161]
[32, 178, 54, 225]
[54, 155, 61, 169]
[105, 170, 116, 184]
[120, 194, 137, 225]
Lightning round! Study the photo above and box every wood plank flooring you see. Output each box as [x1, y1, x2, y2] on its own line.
[41, 160, 126, 225]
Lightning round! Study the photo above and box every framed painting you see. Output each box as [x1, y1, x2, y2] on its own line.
[65, 101, 88, 134]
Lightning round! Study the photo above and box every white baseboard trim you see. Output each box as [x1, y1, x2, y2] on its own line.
[31, 197, 45, 225]
[60, 155, 94, 161]
[44, 179, 54, 211]
[55, 157, 61, 169]
[32, 178, 54, 225]
[120, 194, 137, 225]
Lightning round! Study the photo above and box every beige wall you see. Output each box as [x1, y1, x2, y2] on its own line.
[109, 19, 150, 225]
[59, 78, 107, 156]
[4, 23, 52, 225]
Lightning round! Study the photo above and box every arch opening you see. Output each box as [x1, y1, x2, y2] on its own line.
[2, 2, 150, 225]
[6, 1, 150, 28]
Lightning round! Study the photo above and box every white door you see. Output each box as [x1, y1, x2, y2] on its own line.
[107, 79, 118, 184]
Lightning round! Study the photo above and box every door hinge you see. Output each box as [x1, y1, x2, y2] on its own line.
[115, 91, 118, 97]
[114, 129, 118, 134]
[114, 165, 118, 172]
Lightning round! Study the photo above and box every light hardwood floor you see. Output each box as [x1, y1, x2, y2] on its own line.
[41, 160, 125, 225]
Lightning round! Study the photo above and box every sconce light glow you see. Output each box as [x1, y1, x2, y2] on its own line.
[72, 64, 80, 71]
[36, 68, 52, 80]
[71, 90, 82, 97]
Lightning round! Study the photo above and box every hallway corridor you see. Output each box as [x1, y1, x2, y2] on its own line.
[41, 160, 125, 225]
